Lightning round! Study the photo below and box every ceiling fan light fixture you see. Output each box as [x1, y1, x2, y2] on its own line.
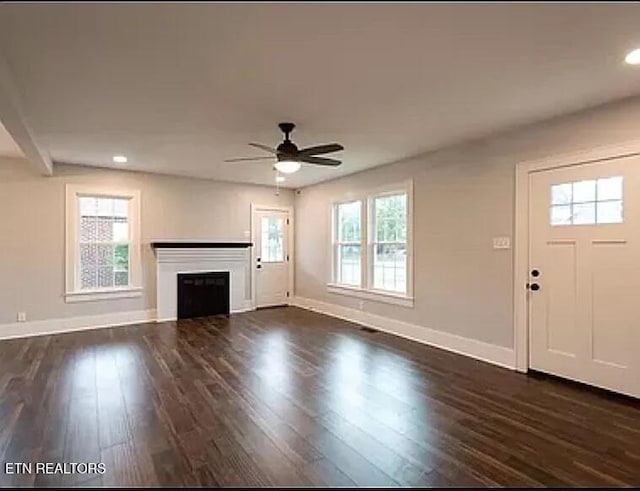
[230, 122, 343, 176]
[274, 160, 301, 174]
[626, 48, 640, 65]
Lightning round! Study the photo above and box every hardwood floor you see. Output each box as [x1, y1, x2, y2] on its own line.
[1, 306, 639, 487]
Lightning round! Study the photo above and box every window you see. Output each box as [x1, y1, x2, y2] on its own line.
[261, 217, 284, 262]
[334, 200, 362, 286]
[66, 185, 142, 302]
[371, 193, 407, 293]
[330, 181, 413, 306]
[79, 197, 130, 289]
[550, 176, 623, 226]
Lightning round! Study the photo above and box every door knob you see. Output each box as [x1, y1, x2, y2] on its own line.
[529, 283, 540, 291]
[256, 264, 262, 269]
[531, 269, 540, 277]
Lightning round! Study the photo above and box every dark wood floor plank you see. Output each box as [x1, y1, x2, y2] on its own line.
[101, 439, 158, 487]
[95, 344, 132, 450]
[1, 306, 639, 487]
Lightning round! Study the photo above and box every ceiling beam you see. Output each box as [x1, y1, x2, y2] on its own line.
[0, 55, 52, 175]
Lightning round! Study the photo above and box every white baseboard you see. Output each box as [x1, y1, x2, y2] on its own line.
[0, 309, 157, 341]
[0, 298, 516, 370]
[291, 296, 516, 370]
[236, 300, 256, 313]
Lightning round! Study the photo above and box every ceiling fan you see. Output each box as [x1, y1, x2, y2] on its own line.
[224, 122, 344, 174]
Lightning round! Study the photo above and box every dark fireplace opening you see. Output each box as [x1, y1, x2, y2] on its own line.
[177, 271, 230, 320]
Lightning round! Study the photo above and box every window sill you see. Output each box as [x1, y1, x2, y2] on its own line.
[65, 287, 143, 303]
[327, 283, 414, 308]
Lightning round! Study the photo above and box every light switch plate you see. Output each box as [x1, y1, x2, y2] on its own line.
[493, 237, 511, 249]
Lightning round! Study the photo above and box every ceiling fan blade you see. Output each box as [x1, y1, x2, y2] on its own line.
[298, 143, 344, 156]
[249, 143, 278, 155]
[299, 155, 342, 166]
[223, 156, 274, 162]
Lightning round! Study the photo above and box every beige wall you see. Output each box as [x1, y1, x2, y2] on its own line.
[0, 159, 293, 324]
[295, 96, 640, 349]
[3, 95, 640, 346]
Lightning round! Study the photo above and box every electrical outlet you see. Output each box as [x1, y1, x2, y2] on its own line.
[17, 312, 26, 322]
[493, 237, 511, 250]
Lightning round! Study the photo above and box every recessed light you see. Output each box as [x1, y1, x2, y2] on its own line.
[625, 48, 640, 65]
[112, 155, 127, 164]
[276, 175, 285, 183]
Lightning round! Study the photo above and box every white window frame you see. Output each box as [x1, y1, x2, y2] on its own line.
[65, 184, 143, 303]
[549, 176, 624, 226]
[332, 199, 364, 288]
[368, 190, 410, 294]
[328, 180, 414, 307]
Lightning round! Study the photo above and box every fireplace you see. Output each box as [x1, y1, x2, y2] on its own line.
[177, 271, 230, 319]
[153, 241, 252, 321]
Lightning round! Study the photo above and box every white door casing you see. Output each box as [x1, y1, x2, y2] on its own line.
[514, 143, 640, 372]
[251, 204, 293, 308]
[527, 155, 640, 398]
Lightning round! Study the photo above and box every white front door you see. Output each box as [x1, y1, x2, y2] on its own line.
[529, 155, 640, 398]
[253, 207, 290, 308]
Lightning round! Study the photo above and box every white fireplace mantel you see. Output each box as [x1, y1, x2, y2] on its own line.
[153, 242, 253, 321]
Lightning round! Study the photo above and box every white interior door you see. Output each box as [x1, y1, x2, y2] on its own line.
[253, 207, 290, 308]
[529, 155, 640, 398]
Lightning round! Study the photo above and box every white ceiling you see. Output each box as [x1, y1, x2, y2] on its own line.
[1, 3, 640, 188]
[0, 120, 24, 158]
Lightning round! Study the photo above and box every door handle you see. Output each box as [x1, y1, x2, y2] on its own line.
[529, 283, 540, 291]
[256, 264, 262, 269]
